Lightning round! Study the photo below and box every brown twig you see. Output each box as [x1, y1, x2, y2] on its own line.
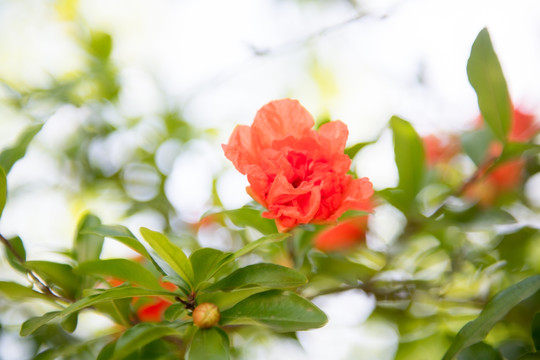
[0, 232, 73, 303]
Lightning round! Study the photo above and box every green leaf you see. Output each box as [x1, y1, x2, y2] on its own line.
[461, 128, 494, 166]
[467, 27, 512, 143]
[344, 140, 376, 159]
[163, 303, 188, 321]
[25, 261, 79, 299]
[187, 327, 230, 360]
[495, 142, 540, 166]
[197, 288, 266, 311]
[233, 233, 290, 259]
[60, 312, 78, 333]
[0, 281, 52, 302]
[211, 207, 277, 235]
[89, 31, 113, 60]
[190, 248, 230, 287]
[206, 263, 307, 292]
[518, 354, 540, 360]
[77, 259, 162, 290]
[74, 214, 104, 264]
[0, 167, 6, 218]
[443, 275, 540, 360]
[82, 224, 151, 260]
[112, 323, 181, 360]
[220, 290, 328, 332]
[390, 116, 425, 209]
[4, 236, 26, 273]
[20, 287, 177, 336]
[457, 342, 502, 360]
[0, 123, 43, 174]
[140, 227, 194, 288]
[532, 312, 540, 352]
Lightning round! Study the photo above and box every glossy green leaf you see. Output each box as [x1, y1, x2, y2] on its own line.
[458, 342, 502, 360]
[220, 290, 327, 332]
[443, 275, 540, 360]
[25, 261, 79, 299]
[77, 259, 162, 290]
[112, 323, 181, 360]
[82, 224, 151, 260]
[4, 236, 26, 273]
[74, 214, 104, 264]
[0, 281, 52, 302]
[212, 207, 277, 235]
[467, 27, 512, 143]
[532, 312, 540, 351]
[20, 287, 177, 336]
[140, 227, 194, 288]
[187, 327, 230, 360]
[0, 123, 43, 173]
[0, 167, 6, 218]
[190, 248, 231, 287]
[206, 263, 307, 292]
[390, 116, 425, 209]
[197, 288, 266, 311]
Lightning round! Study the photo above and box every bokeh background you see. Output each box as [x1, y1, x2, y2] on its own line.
[1, 0, 540, 359]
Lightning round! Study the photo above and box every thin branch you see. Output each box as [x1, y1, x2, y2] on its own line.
[0, 232, 73, 303]
[428, 155, 498, 219]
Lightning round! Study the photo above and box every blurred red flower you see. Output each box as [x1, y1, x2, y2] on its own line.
[223, 99, 373, 232]
[466, 107, 538, 205]
[313, 216, 368, 252]
[135, 280, 177, 322]
[423, 134, 460, 167]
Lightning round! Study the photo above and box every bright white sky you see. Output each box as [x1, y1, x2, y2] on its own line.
[0, 0, 540, 358]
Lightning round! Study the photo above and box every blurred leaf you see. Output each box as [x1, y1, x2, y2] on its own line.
[60, 312, 78, 333]
[82, 224, 151, 260]
[187, 327, 230, 360]
[390, 116, 425, 209]
[0, 281, 52, 301]
[344, 140, 376, 159]
[461, 128, 494, 166]
[212, 207, 277, 234]
[458, 342, 502, 360]
[140, 227, 194, 288]
[518, 354, 540, 360]
[532, 312, 540, 351]
[443, 275, 540, 360]
[220, 290, 327, 332]
[21, 287, 177, 336]
[190, 248, 233, 288]
[74, 214, 104, 264]
[233, 233, 290, 259]
[0, 123, 43, 173]
[163, 303, 188, 321]
[96, 340, 116, 360]
[89, 32, 113, 61]
[77, 259, 162, 290]
[467, 27, 512, 143]
[4, 236, 26, 273]
[206, 263, 306, 292]
[25, 261, 79, 299]
[0, 167, 6, 218]
[112, 323, 181, 360]
[495, 142, 540, 166]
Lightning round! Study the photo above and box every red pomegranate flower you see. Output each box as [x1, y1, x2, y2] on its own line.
[223, 99, 373, 232]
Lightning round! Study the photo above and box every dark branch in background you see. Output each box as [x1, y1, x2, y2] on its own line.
[185, 5, 401, 102]
[0, 232, 73, 303]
